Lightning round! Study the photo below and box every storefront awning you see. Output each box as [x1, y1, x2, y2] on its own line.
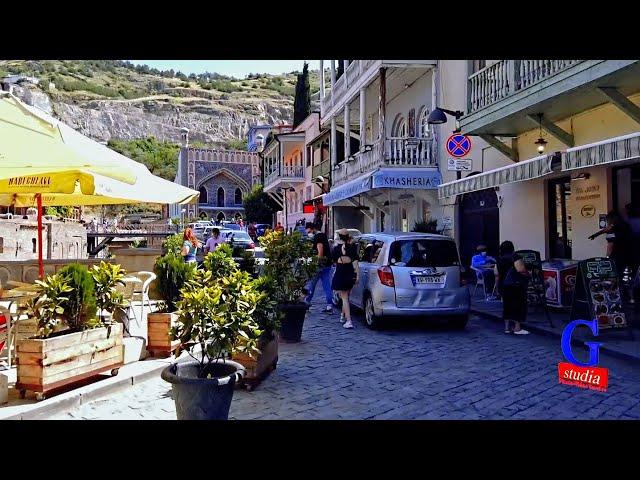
[562, 131, 640, 171]
[371, 168, 441, 190]
[438, 153, 555, 199]
[322, 172, 372, 206]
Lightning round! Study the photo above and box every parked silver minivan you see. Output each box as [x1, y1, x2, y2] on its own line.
[341, 232, 470, 329]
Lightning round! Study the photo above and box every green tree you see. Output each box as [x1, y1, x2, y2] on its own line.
[243, 184, 278, 224]
[107, 137, 179, 181]
[293, 62, 311, 128]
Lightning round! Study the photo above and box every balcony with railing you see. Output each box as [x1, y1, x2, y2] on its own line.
[467, 60, 582, 113]
[332, 137, 436, 188]
[321, 60, 436, 119]
[312, 159, 331, 180]
[263, 163, 305, 192]
[462, 60, 640, 135]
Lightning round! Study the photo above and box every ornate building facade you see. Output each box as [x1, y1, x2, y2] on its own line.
[171, 129, 260, 221]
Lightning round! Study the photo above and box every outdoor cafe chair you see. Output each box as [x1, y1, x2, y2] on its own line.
[130, 271, 156, 321]
[115, 279, 140, 330]
[471, 266, 497, 301]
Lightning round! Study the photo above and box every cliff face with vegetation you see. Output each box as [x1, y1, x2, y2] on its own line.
[1, 60, 320, 147]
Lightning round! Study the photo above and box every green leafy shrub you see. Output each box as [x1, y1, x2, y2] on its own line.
[171, 269, 262, 376]
[57, 263, 98, 331]
[260, 230, 318, 304]
[252, 276, 280, 339]
[412, 219, 439, 233]
[27, 273, 73, 338]
[154, 252, 196, 312]
[162, 233, 183, 254]
[91, 261, 127, 322]
[203, 243, 237, 278]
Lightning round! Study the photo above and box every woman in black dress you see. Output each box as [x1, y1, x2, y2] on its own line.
[331, 229, 359, 329]
[495, 241, 530, 335]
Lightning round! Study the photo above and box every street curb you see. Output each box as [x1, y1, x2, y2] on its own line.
[2, 361, 169, 420]
[471, 309, 640, 366]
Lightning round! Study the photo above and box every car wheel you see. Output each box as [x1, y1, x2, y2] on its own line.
[449, 314, 469, 330]
[364, 295, 381, 330]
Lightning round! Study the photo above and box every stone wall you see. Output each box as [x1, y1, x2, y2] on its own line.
[0, 218, 87, 263]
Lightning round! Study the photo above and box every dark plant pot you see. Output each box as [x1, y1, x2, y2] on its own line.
[161, 359, 245, 420]
[278, 302, 309, 343]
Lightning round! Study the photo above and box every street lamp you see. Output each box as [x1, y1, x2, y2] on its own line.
[180, 208, 186, 230]
[278, 186, 295, 233]
[427, 107, 465, 133]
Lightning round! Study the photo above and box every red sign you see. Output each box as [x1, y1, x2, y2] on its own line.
[558, 362, 608, 392]
[0, 312, 7, 355]
[303, 204, 315, 214]
[446, 134, 472, 158]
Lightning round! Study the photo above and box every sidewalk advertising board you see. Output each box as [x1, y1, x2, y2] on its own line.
[570, 257, 627, 329]
[542, 259, 579, 308]
[515, 250, 545, 308]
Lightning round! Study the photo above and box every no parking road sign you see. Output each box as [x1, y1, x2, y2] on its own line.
[446, 134, 472, 158]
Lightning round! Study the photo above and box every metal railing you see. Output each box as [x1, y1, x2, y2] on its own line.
[332, 137, 436, 187]
[312, 160, 330, 180]
[264, 163, 305, 188]
[468, 60, 583, 113]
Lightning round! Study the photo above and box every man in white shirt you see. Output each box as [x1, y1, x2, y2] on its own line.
[204, 228, 226, 254]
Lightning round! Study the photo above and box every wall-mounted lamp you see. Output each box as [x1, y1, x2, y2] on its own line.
[427, 107, 465, 133]
[572, 173, 591, 181]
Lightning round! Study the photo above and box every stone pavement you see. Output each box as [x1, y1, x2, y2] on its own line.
[47, 294, 640, 420]
[470, 289, 640, 364]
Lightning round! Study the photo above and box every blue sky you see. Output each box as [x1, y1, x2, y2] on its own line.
[129, 60, 320, 78]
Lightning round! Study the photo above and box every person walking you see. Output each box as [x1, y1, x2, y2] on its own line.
[248, 221, 257, 242]
[275, 222, 285, 233]
[331, 229, 359, 329]
[589, 210, 633, 287]
[180, 227, 201, 265]
[495, 240, 530, 335]
[304, 222, 333, 313]
[204, 227, 225, 254]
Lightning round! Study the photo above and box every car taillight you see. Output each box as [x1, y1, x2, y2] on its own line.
[459, 267, 467, 286]
[377, 266, 395, 287]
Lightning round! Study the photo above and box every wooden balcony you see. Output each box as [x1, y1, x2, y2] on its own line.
[461, 60, 640, 138]
[332, 137, 436, 188]
[263, 163, 305, 192]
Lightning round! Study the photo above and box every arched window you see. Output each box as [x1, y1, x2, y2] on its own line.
[217, 187, 225, 207]
[199, 186, 208, 204]
[234, 188, 242, 205]
[418, 107, 430, 137]
[392, 114, 407, 138]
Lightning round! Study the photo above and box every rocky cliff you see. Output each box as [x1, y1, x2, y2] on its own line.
[2, 60, 319, 146]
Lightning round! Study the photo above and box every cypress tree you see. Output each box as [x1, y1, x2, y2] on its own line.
[293, 62, 311, 128]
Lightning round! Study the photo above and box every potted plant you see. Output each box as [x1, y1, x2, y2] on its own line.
[260, 230, 318, 343]
[91, 261, 127, 323]
[147, 251, 195, 357]
[161, 268, 262, 420]
[16, 263, 124, 401]
[232, 275, 280, 390]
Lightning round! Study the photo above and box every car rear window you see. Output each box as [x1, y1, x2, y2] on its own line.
[389, 239, 460, 267]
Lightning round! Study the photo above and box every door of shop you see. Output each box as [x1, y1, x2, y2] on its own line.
[459, 189, 500, 270]
[548, 177, 573, 259]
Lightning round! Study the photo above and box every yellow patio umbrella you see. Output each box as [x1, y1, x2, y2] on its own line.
[0, 93, 198, 278]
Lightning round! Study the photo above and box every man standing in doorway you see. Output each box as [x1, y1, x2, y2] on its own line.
[304, 222, 333, 313]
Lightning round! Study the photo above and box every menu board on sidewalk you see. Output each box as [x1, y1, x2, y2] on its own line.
[515, 250, 546, 308]
[570, 257, 627, 329]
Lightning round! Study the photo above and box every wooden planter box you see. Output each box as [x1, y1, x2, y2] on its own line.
[147, 312, 180, 357]
[15, 323, 124, 401]
[233, 334, 278, 391]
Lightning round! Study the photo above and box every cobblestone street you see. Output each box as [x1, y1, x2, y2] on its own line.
[48, 295, 640, 420]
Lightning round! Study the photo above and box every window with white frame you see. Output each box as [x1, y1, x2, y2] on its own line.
[418, 106, 430, 137]
[392, 114, 407, 138]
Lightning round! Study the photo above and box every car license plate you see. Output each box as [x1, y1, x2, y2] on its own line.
[412, 274, 446, 287]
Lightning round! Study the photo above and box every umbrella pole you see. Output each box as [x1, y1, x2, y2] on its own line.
[37, 193, 44, 279]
